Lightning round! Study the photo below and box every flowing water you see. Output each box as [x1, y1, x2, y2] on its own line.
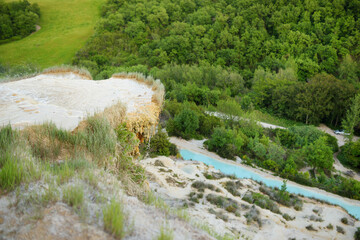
[180, 149, 360, 219]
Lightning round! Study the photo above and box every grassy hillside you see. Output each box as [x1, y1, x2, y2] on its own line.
[0, 0, 105, 68]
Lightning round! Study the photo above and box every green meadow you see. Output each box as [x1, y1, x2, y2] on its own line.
[0, 0, 105, 69]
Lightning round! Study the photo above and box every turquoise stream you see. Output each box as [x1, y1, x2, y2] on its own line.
[180, 149, 360, 220]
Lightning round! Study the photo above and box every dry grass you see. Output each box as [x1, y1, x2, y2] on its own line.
[42, 65, 92, 80]
[98, 101, 127, 129]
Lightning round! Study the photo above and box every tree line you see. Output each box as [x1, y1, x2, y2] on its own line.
[74, 0, 360, 129]
[0, 0, 40, 42]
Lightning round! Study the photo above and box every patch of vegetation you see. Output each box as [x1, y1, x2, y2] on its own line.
[208, 208, 229, 222]
[259, 184, 303, 210]
[282, 213, 295, 221]
[338, 139, 360, 172]
[189, 192, 203, 203]
[355, 227, 360, 240]
[103, 199, 126, 239]
[326, 224, 333, 230]
[0, 125, 38, 191]
[340, 217, 348, 225]
[244, 205, 261, 227]
[157, 225, 174, 240]
[145, 131, 178, 157]
[0, 156, 24, 191]
[309, 215, 323, 222]
[206, 194, 240, 215]
[0, 0, 40, 43]
[306, 224, 317, 231]
[191, 181, 220, 192]
[203, 171, 236, 180]
[224, 180, 243, 197]
[0, 63, 39, 82]
[336, 226, 345, 234]
[62, 184, 84, 209]
[242, 191, 280, 214]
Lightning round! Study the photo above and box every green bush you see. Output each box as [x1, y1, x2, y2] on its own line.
[148, 131, 178, 157]
[167, 108, 199, 140]
[338, 139, 360, 171]
[0, 0, 40, 41]
[205, 127, 246, 159]
[354, 227, 360, 240]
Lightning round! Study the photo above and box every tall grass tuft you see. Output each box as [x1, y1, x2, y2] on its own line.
[0, 156, 23, 190]
[62, 184, 84, 209]
[42, 65, 92, 80]
[103, 199, 126, 239]
[0, 125, 29, 191]
[82, 116, 117, 162]
[25, 116, 117, 163]
[157, 225, 174, 240]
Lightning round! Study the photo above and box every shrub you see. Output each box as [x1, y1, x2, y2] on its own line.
[245, 206, 261, 226]
[243, 191, 281, 214]
[354, 227, 360, 240]
[103, 199, 126, 239]
[336, 226, 345, 234]
[340, 217, 348, 225]
[282, 213, 294, 221]
[167, 108, 199, 140]
[206, 194, 239, 213]
[326, 224, 333, 229]
[191, 181, 218, 192]
[148, 131, 178, 157]
[306, 224, 317, 231]
[224, 181, 242, 197]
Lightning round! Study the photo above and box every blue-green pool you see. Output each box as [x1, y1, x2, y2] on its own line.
[180, 149, 360, 219]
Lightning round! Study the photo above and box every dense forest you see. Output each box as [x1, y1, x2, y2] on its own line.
[74, 0, 360, 127]
[0, 0, 40, 42]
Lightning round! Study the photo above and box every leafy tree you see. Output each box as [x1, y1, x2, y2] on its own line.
[303, 136, 334, 176]
[343, 94, 360, 142]
[339, 54, 359, 85]
[168, 108, 199, 140]
[0, 0, 40, 41]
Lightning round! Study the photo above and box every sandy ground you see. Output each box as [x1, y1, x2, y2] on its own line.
[0, 73, 154, 130]
[142, 156, 360, 240]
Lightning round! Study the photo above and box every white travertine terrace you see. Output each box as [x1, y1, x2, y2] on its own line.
[0, 73, 155, 130]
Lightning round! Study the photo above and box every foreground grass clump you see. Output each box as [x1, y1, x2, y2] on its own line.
[62, 185, 84, 209]
[0, 125, 38, 191]
[24, 115, 117, 163]
[103, 199, 126, 239]
[0, 156, 24, 191]
[157, 225, 174, 240]
[0, 0, 105, 68]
